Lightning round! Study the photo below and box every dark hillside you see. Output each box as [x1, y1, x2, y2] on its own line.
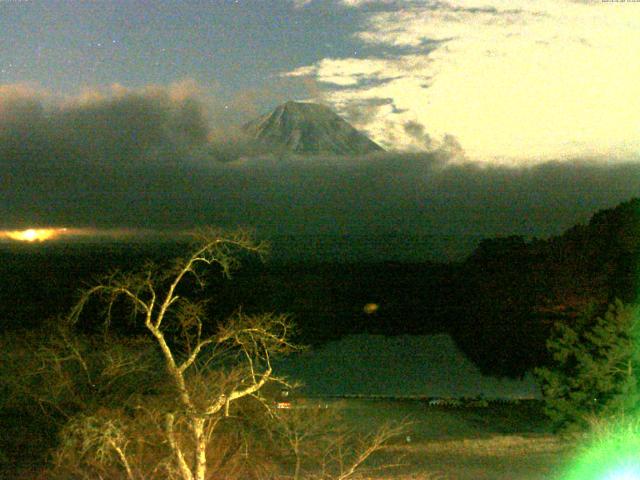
[208, 261, 460, 346]
[452, 198, 640, 376]
[0, 199, 638, 378]
[0, 242, 189, 331]
[0, 242, 457, 341]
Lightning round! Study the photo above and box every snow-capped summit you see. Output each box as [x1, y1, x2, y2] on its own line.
[243, 101, 384, 156]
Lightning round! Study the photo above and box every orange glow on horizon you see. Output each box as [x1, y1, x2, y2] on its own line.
[3, 228, 64, 242]
[0, 227, 192, 242]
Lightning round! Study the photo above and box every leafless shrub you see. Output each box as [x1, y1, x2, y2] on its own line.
[269, 403, 410, 480]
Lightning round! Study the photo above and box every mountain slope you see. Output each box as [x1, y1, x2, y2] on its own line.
[243, 101, 384, 155]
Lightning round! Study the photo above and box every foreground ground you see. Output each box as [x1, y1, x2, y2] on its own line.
[5, 399, 577, 479]
[333, 399, 575, 480]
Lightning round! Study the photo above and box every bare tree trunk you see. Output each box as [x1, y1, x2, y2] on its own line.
[193, 417, 207, 480]
[293, 441, 301, 480]
[166, 413, 195, 480]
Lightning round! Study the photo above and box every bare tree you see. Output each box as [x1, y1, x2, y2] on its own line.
[63, 231, 297, 480]
[271, 403, 410, 480]
[4, 231, 408, 479]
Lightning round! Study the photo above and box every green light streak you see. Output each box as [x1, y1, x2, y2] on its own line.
[562, 419, 640, 480]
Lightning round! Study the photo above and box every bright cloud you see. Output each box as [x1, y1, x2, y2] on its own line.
[284, 56, 423, 87]
[287, 0, 640, 162]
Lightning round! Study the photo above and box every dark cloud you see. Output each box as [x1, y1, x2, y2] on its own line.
[341, 97, 398, 125]
[403, 120, 432, 149]
[0, 86, 210, 169]
[438, 134, 465, 158]
[1, 85, 639, 261]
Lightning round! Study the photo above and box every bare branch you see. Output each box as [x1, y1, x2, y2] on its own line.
[177, 338, 214, 375]
[335, 421, 410, 480]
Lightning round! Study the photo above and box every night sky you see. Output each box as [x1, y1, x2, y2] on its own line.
[1, 0, 639, 250]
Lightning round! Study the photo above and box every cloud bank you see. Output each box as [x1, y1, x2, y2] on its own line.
[287, 0, 640, 162]
[1, 83, 639, 259]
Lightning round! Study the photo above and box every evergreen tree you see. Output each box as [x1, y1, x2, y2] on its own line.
[536, 300, 640, 430]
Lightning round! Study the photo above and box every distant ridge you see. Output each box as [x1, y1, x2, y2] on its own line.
[243, 101, 384, 155]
